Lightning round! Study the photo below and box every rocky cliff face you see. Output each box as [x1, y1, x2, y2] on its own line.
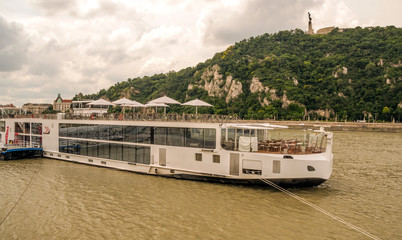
[191, 64, 243, 103]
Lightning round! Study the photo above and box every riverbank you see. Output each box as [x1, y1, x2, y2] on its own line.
[263, 120, 402, 133]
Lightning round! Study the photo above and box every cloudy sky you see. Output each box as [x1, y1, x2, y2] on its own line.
[0, 0, 401, 106]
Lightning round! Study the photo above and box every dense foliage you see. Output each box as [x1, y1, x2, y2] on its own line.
[75, 26, 402, 121]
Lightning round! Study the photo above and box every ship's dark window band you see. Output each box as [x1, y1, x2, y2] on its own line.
[59, 124, 216, 149]
[59, 138, 151, 164]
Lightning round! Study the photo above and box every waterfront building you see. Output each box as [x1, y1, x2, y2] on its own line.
[53, 94, 72, 112]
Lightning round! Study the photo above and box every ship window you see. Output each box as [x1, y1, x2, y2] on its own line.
[32, 136, 42, 148]
[68, 139, 80, 154]
[136, 146, 150, 164]
[87, 141, 99, 157]
[78, 124, 88, 138]
[98, 142, 110, 159]
[15, 122, 24, 133]
[204, 129, 216, 149]
[32, 123, 42, 135]
[0, 121, 5, 132]
[110, 125, 123, 141]
[137, 126, 151, 143]
[185, 128, 204, 148]
[167, 128, 185, 147]
[195, 153, 202, 161]
[213, 155, 220, 163]
[87, 125, 100, 139]
[110, 143, 123, 160]
[221, 128, 235, 150]
[154, 127, 167, 145]
[59, 138, 151, 165]
[59, 123, 68, 137]
[24, 122, 30, 134]
[59, 138, 68, 153]
[99, 125, 109, 140]
[123, 126, 137, 142]
[123, 144, 136, 163]
[78, 140, 88, 156]
[67, 124, 78, 138]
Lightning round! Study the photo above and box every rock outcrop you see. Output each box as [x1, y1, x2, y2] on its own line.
[193, 64, 243, 103]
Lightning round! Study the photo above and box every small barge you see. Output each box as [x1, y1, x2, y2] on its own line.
[0, 142, 43, 161]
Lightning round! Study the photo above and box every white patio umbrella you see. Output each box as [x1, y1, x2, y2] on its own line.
[145, 102, 169, 114]
[113, 97, 141, 106]
[146, 102, 169, 107]
[148, 95, 181, 105]
[113, 98, 145, 116]
[148, 95, 180, 114]
[182, 98, 213, 114]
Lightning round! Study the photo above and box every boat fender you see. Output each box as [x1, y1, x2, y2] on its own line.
[119, 114, 123, 120]
[90, 114, 94, 120]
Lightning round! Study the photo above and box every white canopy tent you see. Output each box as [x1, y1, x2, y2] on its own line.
[79, 99, 115, 117]
[182, 98, 213, 114]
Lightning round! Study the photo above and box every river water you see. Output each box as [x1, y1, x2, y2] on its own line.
[0, 131, 401, 240]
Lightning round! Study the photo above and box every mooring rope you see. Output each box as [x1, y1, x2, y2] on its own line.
[260, 178, 381, 240]
[0, 169, 37, 226]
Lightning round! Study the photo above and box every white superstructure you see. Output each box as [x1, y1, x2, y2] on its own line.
[0, 117, 333, 186]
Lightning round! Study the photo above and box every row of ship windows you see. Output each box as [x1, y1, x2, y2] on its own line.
[59, 124, 216, 149]
[59, 138, 150, 164]
[0, 122, 43, 135]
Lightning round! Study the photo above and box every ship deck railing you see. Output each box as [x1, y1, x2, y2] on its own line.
[222, 139, 326, 155]
[4, 141, 42, 149]
[4, 113, 242, 123]
[256, 139, 325, 154]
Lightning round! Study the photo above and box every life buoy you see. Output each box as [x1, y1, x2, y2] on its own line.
[119, 114, 123, 120]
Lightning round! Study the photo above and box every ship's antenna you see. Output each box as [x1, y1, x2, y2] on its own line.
[259, 178, 381, 240]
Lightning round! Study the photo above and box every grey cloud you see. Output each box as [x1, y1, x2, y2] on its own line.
[33, 0, 124, 18]
[201, 0, 320, 45]
[32, 0, 78, 15]
[87, 47, 130, 65]
[0, 16, 30, 72]
[28, 40, 62, 76]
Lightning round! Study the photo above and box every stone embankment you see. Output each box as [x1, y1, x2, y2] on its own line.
[264, 121, 402, 133]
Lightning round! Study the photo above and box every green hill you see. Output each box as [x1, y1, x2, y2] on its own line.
[75, 26, 402, 121]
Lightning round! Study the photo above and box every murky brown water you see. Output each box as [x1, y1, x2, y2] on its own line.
[0, 131, 401, 240]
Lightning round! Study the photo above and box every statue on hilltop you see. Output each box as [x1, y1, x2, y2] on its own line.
[307, 12, 314, 35]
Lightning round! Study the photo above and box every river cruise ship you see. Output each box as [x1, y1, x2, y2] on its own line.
[0, 114, 333, 186]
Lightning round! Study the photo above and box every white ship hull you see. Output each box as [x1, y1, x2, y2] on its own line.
[0, 117, 333, 187]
